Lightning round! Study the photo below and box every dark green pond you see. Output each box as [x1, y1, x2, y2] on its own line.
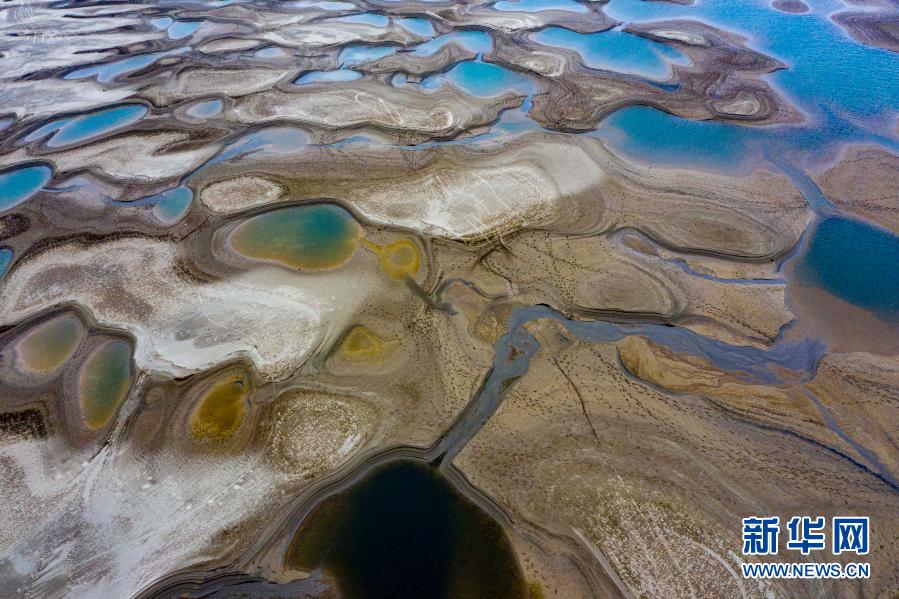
[285, 460, 528, 599]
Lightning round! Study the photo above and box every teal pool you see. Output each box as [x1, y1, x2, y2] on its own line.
[0, 164, 52, 212]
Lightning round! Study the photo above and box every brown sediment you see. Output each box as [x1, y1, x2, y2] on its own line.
[354, 42, 478, 77]
[484, 19, 800, 132]
[188, 132, 810, 255]
[481, 231, 794, 341]
[814, 144, 899, 235]
[189, 376, 249, 442]
[614, 335, 871, 465]
[442, 2, 617, 35]
[142, 67, 314, 106]
[832, 10, 899, 53]
[771, 0, 809, 13]
[227, 79, 525, 140]
[0, 125, 819, 598]
[805, 352, 899, 480]
[452, 317, 899, 599]
[2, 2, 897, 597]
[784, 281, 899, 355]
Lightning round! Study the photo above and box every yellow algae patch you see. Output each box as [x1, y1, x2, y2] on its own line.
[14, 313, 85, 375]
[78, 339, 133, 429]
[190, 378, 249, 441]
[340, 325, 386, 358]
[336, 325, 394, 361]
[363, 239, 420, 279]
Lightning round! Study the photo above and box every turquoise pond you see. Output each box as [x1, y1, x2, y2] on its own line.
[150, 187, 193, 224]
[592, 103, 898, 172]
[420, 59, 536, 97]
[167, 20, 201, 39]
[286, 0, 355, 8]
[0, 164, 52, 212]
[295, 69, 362, 84]
[227, 204, 362, 271]
[65, 52, 167, 82]
[0, 248, 11, 277]
[151, 16, 173, 29]
[24, 104, 147, 149]
[205, 127, 311, 166]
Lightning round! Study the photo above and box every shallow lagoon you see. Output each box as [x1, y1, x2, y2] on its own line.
[228, 204, 363, 271]
[77, 339, 133, 430]
[797, 217, 899, 318]
[0, 164, 52, 212]
[0, 248, 11, 277]
[13, 313, 85, 376]
[421, 60, 535, 97]
[24, 104, 148, 149]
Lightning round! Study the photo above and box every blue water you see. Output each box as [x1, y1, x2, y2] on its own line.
[592, 104, 899, 172]
[151, 187, 193, 224]
[185, 99, 223, 119]
[295, 69, 362, 84]
[412, 30, 493, 56]
[593, 105, 758, 168]
[338, 44, 397, 66]
[602, 0, 899, 143]
[65, 51, 174, 83]
[168, 21, 201, 39]
[396, 17, 434, 37]
[421, 60, 535, 97]
[0, 164, 52, 212]
[798, 217, 899, 317]
[0, 248, 12, 278]
[24, 104, 147, 149]
[494, 0, 589, 13]
[494, 96, 541, 134]
[532, 27, 688, 80]
[203, 127, 311, 167]
[151, 16, 173, 29]
[112, 186, 193, 224]
[254, 47, 290, 59]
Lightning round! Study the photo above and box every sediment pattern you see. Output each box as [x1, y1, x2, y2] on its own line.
[0, 0, 896, 598]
